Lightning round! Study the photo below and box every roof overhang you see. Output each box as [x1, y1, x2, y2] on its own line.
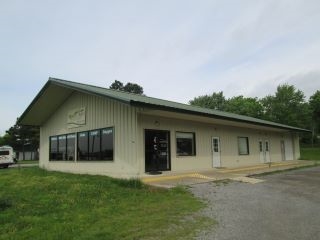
[19, 81, 74, 126]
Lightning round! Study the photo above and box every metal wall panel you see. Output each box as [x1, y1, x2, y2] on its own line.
[40, 91, 140, 178]
[138, 114, 293, 172]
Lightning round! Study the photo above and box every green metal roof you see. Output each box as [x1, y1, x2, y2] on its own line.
[19, 77, 310, 133]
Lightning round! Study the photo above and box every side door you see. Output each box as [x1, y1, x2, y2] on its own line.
[212, 137, 221, 167]
[264, 140, 270, 163]
[259, 140, 264, 163]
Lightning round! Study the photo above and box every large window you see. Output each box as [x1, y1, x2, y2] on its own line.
[78, 127, 114, 161]
[238, 137, 249, 155]
[50, 127, 114, 161]
[49, 135, 75, 161]
[176, 132, 196, 156]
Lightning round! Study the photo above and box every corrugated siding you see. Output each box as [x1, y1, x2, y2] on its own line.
[138, 114, 288, 172]
[40, 92, 139, 177]
[293, 134, 300, 160]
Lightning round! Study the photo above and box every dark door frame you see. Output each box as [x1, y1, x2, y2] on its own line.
[144, 129, 171, 172]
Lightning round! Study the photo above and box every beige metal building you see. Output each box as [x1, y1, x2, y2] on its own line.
[19, 78, 308, 178]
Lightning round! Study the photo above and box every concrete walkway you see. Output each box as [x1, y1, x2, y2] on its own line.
[141, 160, 316, 188]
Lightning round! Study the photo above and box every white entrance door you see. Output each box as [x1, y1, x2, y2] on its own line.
[284, 137, 294, 160]
[264, 140, 270, 163]
[212, 137, 221, 167]
[259, 140, 270, 163]
[259, 140, 264, 163]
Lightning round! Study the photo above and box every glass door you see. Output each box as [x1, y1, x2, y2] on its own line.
[145, 129, 171, 172]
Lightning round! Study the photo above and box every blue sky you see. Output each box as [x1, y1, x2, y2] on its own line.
[1, 0, 320, 135]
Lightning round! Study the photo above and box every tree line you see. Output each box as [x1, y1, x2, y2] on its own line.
[189, 84, 320, 145]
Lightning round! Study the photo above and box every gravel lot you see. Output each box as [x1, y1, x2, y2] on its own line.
[191, 166, 320, 240]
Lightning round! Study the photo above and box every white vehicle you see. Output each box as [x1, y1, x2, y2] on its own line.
[0, 145, 16, 168]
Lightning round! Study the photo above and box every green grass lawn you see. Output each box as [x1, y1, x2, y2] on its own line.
[0, 167, 211, 240]
[300, 147, 320, 160]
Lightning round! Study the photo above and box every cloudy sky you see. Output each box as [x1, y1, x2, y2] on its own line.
[1, 0, 320, 135]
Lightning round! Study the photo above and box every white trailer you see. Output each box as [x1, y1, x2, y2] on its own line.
[0, 145, 16, 168]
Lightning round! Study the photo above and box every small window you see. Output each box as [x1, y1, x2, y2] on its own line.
[176, 132, 196, 156]
[238, 137, 249, 155]
[78, 132, 89, 160]
[259, 141, 263, 152]
[213, 138, 219, 153]
[0, 151, 9, 156]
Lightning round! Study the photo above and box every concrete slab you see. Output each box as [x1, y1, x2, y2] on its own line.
[141, 160, 317, 188]
[231, 176, 265, 184]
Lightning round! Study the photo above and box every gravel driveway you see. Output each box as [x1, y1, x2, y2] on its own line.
[191, 166, 320, 240]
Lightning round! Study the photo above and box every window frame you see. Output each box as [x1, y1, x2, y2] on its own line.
[49, 134, 75, 161]
[100, 127, 114, 161]
[77, 131, 89, 161]
[77, 127, 114, 162]
[49, 127, 115, 162]
[175, 131, 196, 157]
[238, 136, 249, 155]
[66, 133, 76, 161]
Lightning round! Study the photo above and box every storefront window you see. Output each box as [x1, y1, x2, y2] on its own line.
[101, 128, 114, 160]
[67, 134, 76, 161]
[49, 136, 58, 160]
[89, 130, 101, 160]
[77, 132, 89, 160]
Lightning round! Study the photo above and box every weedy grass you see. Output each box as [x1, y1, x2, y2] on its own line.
[249, 163, 319, 177]
[0, 167, 212, 240]
[300, 147, 320, 161]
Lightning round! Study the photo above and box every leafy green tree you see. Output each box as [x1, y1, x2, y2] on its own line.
[260, 84, 311, 129]
[189, 92, 226, 110]
[109, 80, 124, 91]
[123, 82, 144, 94]
[0, 133, 13, 147]
[225, 96, 263, 118]
[109, 80, 144, 95]
[3, 118, 39, 160]
[309, 90, 320, 144]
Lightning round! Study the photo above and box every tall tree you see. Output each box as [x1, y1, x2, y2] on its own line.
[309, 90, 320, 144]
[260, 84, 311, 128]
[189, 92, 226, 110]
[109, 80, 124, 91]
[225, 96, 263, 118]
[123, 82, 144, 94]
[109, 80, 144, 95]
[3, 118, 39, 160]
